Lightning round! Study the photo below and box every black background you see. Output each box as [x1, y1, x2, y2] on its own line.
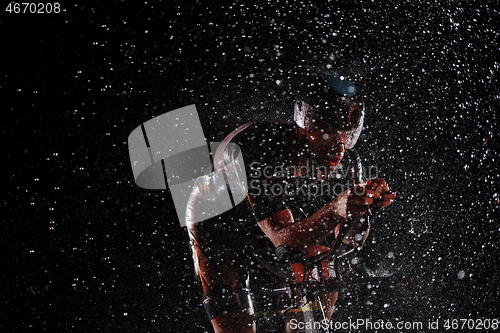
[2, 1, 499, 332]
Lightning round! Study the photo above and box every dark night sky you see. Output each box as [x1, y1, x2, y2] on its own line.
[2, 1, 499, 332]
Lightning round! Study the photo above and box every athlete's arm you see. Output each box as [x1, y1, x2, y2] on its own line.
[257, 178, 396, 252]
[257, 202, 343, 252]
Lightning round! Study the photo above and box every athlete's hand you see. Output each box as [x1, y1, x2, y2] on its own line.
[331, 178, 396, 218]
[365, 178, 396, 208]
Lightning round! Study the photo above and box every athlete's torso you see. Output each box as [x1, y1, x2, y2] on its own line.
[188, 121, 362, 261]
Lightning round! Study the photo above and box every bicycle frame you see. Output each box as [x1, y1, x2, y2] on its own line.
[254, 211, 407, 333]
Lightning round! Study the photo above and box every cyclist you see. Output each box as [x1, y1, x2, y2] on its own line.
[186, 74, 396, 333]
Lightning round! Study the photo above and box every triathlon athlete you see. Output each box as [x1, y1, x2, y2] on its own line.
[186, 74, 396, 333]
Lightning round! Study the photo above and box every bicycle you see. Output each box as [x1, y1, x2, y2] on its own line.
[251, 203, 410, 333]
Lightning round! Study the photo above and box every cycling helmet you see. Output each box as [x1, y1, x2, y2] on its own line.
[294, 75, 365, 149]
